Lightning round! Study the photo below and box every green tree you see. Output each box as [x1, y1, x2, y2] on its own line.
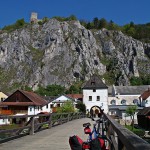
[65, 82, 83, 94]
[125, 105, 137, 130]
[35, 84, 65, 96]
[93, 17, 99, 29]
[80, 20, 88, 28]
[42, 17, 49, 23]
[15, 19, 25, 28]
[57, 101, 75, 113]
[68, 15, 77, 21]
[130, 77, 143, 85]
[98, 18, 107, 29]
[76, 101, 86, 113]
[86, 22, 94, 29]
[108, 20, 120, 30]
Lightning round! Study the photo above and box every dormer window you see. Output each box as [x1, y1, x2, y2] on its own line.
[111, 100, 116, 105]
[93, 89, 96, 92]
[91, 82, 95, 85]
[121, 100, 126, 105]
[133, 99, 138, 105]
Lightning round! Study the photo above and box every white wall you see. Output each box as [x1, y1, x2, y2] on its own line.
[141, 96, 150, 107]
[108, 95, 140, 105]
[28, 106, 41, 115]
[83, 89, 108, 113]
[0, 119, 10, 125]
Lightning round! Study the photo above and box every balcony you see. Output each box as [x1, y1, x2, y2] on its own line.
[0, 110, 13, 115]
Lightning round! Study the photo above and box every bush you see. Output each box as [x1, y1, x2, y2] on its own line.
[76, 102, 86, 113]
[57, 101, 75, 113]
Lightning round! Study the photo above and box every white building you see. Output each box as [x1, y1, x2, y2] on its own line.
[139, 88, 150, 107]
[43, 94, 76, 113]
[82, 75, 108, 114]
[108, 85, 150, 116]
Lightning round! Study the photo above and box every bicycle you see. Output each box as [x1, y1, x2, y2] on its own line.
[69, 111, 111, 150]
[82, 113, 111, 150]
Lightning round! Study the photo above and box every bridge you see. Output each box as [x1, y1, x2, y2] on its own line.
[1, 118, 90, 150]
[0, 113, 150, 150]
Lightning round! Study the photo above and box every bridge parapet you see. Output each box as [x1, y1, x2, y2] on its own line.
[0, 112, 86, 143]
[104, 114, 150, 150]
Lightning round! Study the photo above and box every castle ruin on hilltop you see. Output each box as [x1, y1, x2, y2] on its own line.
[30, 12, 42, 23]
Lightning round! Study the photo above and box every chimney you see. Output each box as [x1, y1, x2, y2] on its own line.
[102, 78, 105, 83]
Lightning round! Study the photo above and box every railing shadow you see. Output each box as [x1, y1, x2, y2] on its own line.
[0, 112, 86, 144]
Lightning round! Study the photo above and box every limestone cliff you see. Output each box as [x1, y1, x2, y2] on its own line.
[0, 19, 149, 91]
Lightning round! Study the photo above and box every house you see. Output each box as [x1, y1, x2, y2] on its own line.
[0, 91, 8, 115]
[108, 105, 143, 123]
[108, 85, 150, 119]
[0, 92, 8, 102]
[0, 90, 48, 116]
[67, 94, 83, 102]
[139, 88, 150, 107]
[47, 94, 76, 112]
[82, 75, 108, 114]
[108, 85, 150, 106]
[137, 107, 150, 130]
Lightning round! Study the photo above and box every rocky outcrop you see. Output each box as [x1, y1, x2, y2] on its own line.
[0, 19, 150, 91]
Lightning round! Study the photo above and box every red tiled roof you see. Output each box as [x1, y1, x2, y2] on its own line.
[140, 89, 150, 100]
[67, 94, 83, 99]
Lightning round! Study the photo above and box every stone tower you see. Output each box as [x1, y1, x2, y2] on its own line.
[30, 12, 38, 23]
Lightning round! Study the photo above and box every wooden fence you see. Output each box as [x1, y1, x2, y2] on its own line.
[104, 114, 150, 150]
[0, 112, 85, 143]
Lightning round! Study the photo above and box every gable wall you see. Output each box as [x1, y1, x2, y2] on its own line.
[83, 89, 108, 113]
[4, 91, 31, 102]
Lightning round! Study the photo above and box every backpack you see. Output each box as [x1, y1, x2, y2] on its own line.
[69, 135, 83, 150]
[90, 138, 106, 150]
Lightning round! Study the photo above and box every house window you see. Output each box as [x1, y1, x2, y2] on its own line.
[57, 104, 60, 107]
[30, 108, 32, 112]
[89, 96, 92, 101]
[50, 104, 54, 108]
[133, 99, 138, 105]
[121, 100, 126, 105]
[97, 96, 100, 101]
[46, 104, 48, 109]
[111, 111, 116, 115]
[93, 89, 96, 92]
[1, 98, 5, 102]
[38, 107, 39, 111]
[111, 100, 116, 105]
[41, 107, 43, 110]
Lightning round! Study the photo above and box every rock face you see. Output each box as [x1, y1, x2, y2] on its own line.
[0, 19, 150, 91]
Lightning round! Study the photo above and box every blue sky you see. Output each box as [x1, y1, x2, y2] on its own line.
[0, 0, 150, 28]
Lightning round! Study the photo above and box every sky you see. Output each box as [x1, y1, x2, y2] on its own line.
[0, 0, 150, 28]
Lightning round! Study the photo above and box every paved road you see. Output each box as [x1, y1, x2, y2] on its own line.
[0, 118, 92, 150]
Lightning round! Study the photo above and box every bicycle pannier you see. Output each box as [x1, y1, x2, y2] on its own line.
[90, 138, 106, 150]
[69, 135, 83, 150]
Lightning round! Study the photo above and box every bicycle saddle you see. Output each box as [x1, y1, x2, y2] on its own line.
[83, 122, 91, 127]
